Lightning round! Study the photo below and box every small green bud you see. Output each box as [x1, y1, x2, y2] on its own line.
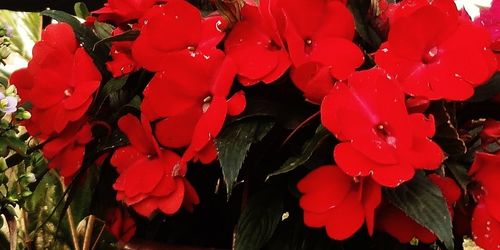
[23, 173, 36, 183]
[5, 85, 16, 96]
[15, 110, 31, 120]
[0, 158, 7, 172]
[21, 191, 32, 198]
[0, 47, 10, 60]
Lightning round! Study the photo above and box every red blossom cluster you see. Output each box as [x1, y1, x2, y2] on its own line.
[10, 0, 500, 247]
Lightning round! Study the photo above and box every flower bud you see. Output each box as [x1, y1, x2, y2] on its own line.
[22, 173, 36, 183]
[0, 47, 10, 60]
[0, 157, 7, 172]
[5, 85, 16, 96]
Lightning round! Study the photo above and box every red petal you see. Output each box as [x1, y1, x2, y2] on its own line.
[472, 202, 500, 250]
[309, 38, 363, 80]
[132, 198, 158, 217]
[158, 178, 185, 215]
[324, 190, 365, 240]
[182, 179, 200, 212]
[190, 96, 228, 151]
[122, 158, 164, 198]
[41, 23, 78, 54]
[155, 105, 202, 148]
[297, 166, 353, 213]
[118, 114, 156, 155]
[362, 178, 382, 235]
[227, 91, 246, 116]
[334, 143, 380, 177]
[110, 146, 145, 173]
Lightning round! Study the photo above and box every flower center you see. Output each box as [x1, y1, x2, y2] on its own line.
[187, 45, 196, 51]
[304, 38, 313, 46]
[422, 46, 439, 64]
[268, 39, 281, 51]
[374, 123, 397, 146]
[0, 98, 8, 109]
[64, 87, 74, 97]
[202, 95, 212, 113]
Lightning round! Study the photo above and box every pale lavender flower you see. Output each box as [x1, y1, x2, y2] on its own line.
[0, 92, 17, 114]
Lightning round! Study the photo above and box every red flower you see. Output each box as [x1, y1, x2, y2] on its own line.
[469, 151, 500, 249]
[10, 23, 101, 135]
[106, 207, 136, 243]
[224, 1, 290, 85]
[375, 0, 497, 100]
[111, 114, 199, 217]
[321, 69, 443, 187]
[274, 0, 356, 67]
[42, 120, 93, 181]
[376, 174, 461, 243]
[93, 0, 156, 24]
[132, 0, 226, 72]
[297, 166, 381, 240]
[264, 0, 363, 103]
[141, 55, 245, 163]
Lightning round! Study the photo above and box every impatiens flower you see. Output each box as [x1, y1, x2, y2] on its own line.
[297, 166, 381, 240]
[111, 114, 199, 217]
[0, 92, 17, 114]
[270, 0, 364, 103]
[469, 151, 500, 249]
[375, 0, 497, 101]
[9, 23, 101, 135]
[376, 174, 461, 243]
[475, 0, 500, 40]
[274, 0, 357, 68]
[141, 55, 245, 163]
[132, 0, 226, 72]
[224, 1, 290, 85]
[455, 0, 492, 20]
[321, 69, 444, 187]
[106, 207, 136, 243]
[42, 121, 93, 181]
[93, 0, 156, 24]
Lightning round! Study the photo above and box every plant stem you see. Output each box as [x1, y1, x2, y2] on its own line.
[82, 215, 95, 250]
[59, 177, 80, 250]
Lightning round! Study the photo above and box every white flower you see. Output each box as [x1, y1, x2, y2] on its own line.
[454, 0, 493, 20]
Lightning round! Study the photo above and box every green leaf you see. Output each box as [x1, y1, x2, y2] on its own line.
[468, 72, 500, 102]
[215, 118, 274, 197]
[267, 125, 330, 180]
[94, 21, 115, 40]
[93, 29, 140, 50]
[2, 137, 27, 156]
[384, 172, 454, 250]
[74, 2, 90, 19]
[41, 10, 110, 77]
[347, 0, 382, 51]
[235, 189, 283, 250]
[428, 102, 466, 156]
[446, 162, 470, 192]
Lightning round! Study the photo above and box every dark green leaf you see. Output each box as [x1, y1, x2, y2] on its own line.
[468, 72, 500, 102]
[446, 162, 470, 192]
[267, 125, 330, 180]
[384, 172, 454, 250]
[41, 10, 110, 78]
[235, 189, 283, 250]
[93, 29, 140, 50]
[3, 137, 27, 156]
[215, 118, 274, 197]
[74, 2, 90, 19]
[428, 102, 466, 156]
[347, 0, 382, 51]
[94, 21, 114, 40]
